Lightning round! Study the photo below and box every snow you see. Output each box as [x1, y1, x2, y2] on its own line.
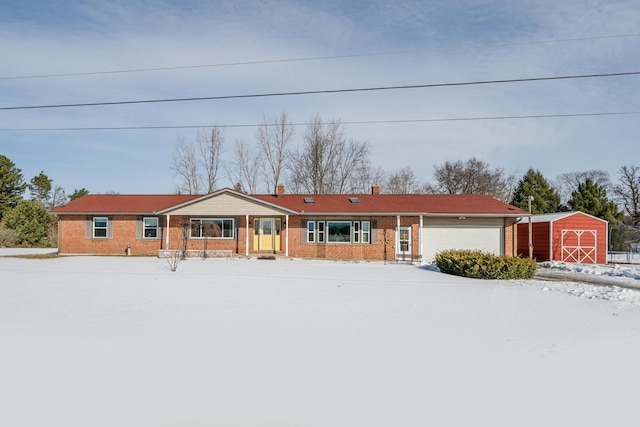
[2, 251, 640, 426]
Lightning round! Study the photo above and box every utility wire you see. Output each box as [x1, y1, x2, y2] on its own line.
[2, 33, 640, 81]
[1, 111, 638, 132]
[2, 70, 639, 111]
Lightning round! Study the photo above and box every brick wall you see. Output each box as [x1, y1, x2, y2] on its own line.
[286, 216, 406, 261]
[58, 215, 162, 255]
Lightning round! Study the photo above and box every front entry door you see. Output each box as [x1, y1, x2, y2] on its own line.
[259, 218, 274, 251]
[398, 227, 412, 261]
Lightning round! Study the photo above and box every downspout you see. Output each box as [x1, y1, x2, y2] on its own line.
[245, 214, 249, 257]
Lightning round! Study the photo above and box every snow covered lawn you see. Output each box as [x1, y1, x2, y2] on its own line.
[2, 254, 640, 426]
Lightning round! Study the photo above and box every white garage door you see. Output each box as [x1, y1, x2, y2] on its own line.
[421, 217, 504, 262]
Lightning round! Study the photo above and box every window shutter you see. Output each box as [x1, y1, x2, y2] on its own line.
[86, 216, 92, 239]
[235, 216, 242, 241]
[158, 217, 165, 242]
[370, 220, 377, 244]
[301, 220, 307, 243]
[135, 216, 142, 239]
[107, 217, 114, 239]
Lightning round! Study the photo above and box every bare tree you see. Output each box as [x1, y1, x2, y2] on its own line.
[226, 138, 261, 194]
[557, 170, 611, 205]
[384, 166, 425, 194]
[256, 112, 294, 193]
[351, 164, 387, 193]
[171, 128, 225, 195]
[49, 185, 67, 209]
[288, 114, 374, 194]
[334, 139, 371, 193]
[197, 127, 225, 194]
[171, 136, 200, 194]
[614, 165, 640, 225]
[432, 157, 516, 201]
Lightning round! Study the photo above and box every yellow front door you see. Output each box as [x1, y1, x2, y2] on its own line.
[260, 218, 274, 250]
[253, 218, 281, 252]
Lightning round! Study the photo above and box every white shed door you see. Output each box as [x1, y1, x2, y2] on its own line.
[421, 218, 503, 262]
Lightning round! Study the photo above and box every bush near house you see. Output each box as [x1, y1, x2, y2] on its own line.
[435, 250, 537, 280]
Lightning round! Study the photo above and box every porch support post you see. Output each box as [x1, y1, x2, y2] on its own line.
[165, 214, 171, 249]
[245, 214, 249, 257]
[419, 214, 423, 262]
[396, 215, 401, 261]
[285, 214, 289, 257]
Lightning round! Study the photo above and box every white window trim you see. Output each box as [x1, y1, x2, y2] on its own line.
[327, 221, 353, 244]
[307, 221, 316, 243]
[305, 220, 372, 244]
[143, 217, 159, 239]
[93, 216, 108, 239]
[190, 218, 235, 239]
[317, 221, 325, 243]
[361, 221, 370, 244]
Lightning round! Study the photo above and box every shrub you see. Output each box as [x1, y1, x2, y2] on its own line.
[2, 200, 53, 247]
[0, 227, 18, 247]
[435, 250, 537, 280]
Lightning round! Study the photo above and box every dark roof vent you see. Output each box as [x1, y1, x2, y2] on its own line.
[304, 197, 314, 203]
[349, 197, 361, 203]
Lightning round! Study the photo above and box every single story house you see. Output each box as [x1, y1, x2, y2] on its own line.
[51, 185, 529, 262]
[516, 211, 608, 264]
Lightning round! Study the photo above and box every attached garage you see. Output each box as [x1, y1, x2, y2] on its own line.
[516, 211, 608, 264]
[421, 217, 505, 262]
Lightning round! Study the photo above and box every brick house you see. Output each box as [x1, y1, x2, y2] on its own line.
[51, 186, 528, 261]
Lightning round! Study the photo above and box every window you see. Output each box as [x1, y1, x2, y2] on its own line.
[190, 218, 234, 239]
[317, 221, 325, 243]
[305, 220, 372, 244]
[327, 221, 351, 243]
[93, 217, 108, 238]
[361, 221, 370, 243]
[143, 217, 159, 239]
[307, 221, 315, 243]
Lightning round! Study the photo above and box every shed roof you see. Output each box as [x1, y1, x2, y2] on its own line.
[517, 211, 608, 224]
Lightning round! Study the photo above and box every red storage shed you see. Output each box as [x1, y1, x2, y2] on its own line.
[517, 212, 608, 264]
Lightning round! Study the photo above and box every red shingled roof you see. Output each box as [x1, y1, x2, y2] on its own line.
[253, 193, 527, 216]
[50, 191, 527, 216]
[50, 194, 199, 214]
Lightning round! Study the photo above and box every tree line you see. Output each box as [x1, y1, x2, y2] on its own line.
[171, 112, 640, 227]
[0, 154, 88, 247]
[2, 110, 640, 247]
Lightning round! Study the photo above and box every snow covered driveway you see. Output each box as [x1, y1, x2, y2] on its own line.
[1, 256, 640, 427]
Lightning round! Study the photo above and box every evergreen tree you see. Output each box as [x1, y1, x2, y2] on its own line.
[0, 155, 27, 220]
[568, 178, 624, 224]
[510, 168, 561, 214]
[29, 171, 52, 206]
[2, 200, 54, 247]
[69, 188, 89, 201]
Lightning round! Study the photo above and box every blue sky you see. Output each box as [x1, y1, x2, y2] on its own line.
[1, 0, 639, 195]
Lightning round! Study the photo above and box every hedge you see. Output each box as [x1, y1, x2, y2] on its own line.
[435, 250, 537, 280]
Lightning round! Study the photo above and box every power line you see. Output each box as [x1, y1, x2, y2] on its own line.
[1, 111, 638, 132]
[2, 33, 639, 81]
[2, 70, 639, 111]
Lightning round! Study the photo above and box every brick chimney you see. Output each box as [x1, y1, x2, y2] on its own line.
[276, 184, 285, 196]
[371, 185, 380, 195]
